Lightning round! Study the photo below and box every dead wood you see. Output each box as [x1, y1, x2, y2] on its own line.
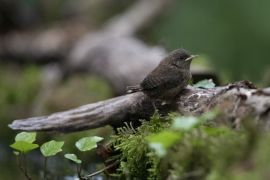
[9, 81, 270, 132]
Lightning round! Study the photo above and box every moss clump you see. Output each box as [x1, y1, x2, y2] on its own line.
[162, 126, 248, 180]
[112, 112, 170, 179]
[111, 112, 269, 180]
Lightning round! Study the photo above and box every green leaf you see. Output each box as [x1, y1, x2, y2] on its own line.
[146, 131, 181, 157]
[193, 79, 215, 89]
[64, 153, 82, 164]
[10, 141, 39, 153]
[75, 136, 103, 152]
[15, 132, 36, 143]
[172, 116, 199, 130]
[40, 140, 64, 157]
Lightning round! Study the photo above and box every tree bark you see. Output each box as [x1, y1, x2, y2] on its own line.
[9, 81, 270, 132]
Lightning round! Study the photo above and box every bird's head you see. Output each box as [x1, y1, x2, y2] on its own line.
[168, 48, 198, 69]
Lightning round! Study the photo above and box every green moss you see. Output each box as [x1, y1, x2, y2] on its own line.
[164, 126, 248, 180]
[112, 112, 170, 179]
[111, 112, 270, 180]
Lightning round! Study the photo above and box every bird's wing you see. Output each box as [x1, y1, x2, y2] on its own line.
[140, 68, 183, 90]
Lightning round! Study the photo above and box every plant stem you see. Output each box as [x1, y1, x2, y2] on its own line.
[23, 154, 32, 180]
[82, 160, 119, 179]
[76, 164, 81, 179]
[16, 154, 32, 180]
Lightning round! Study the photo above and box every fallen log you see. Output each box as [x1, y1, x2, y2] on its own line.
[9, 81, 270, 132]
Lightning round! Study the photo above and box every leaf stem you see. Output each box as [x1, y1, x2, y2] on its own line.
[16, 154, 32, 180]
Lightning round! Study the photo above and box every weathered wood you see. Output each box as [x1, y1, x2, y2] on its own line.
[9, 92, 149, 132]
[9, 81, 270, 132]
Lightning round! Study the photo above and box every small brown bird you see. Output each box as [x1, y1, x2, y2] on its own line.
[127, 49, 197, 102]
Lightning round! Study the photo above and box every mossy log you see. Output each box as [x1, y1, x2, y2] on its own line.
[9, 81, 270, 132]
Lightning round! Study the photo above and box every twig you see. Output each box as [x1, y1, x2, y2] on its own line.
[82, 160, 120, 179]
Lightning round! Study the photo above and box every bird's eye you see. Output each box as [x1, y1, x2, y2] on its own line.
[179, 54, 188, 61]
[176, 55, 187, 61]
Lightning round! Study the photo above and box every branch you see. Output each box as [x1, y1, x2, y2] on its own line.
[0, 22, 87, 63]
[105, 0, 172, 37]
[66, 0, 172, 93]
[9, 92, 150, 132]
[67, 36, 167, 94]
[9, 81, 270, 132]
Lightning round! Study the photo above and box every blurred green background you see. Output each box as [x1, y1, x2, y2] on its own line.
[143, 0, 270, 84]
[0, 0, 270, 179]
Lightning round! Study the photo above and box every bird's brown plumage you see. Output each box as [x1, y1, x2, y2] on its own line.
[127, 48, 195, 101]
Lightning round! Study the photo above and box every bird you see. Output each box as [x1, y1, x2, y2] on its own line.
[127, 48, 197, 103]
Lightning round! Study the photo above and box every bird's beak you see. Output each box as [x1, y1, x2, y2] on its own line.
[185, 55, 199, 62]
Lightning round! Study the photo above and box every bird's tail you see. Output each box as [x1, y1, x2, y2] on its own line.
[126, 85, 142, 93]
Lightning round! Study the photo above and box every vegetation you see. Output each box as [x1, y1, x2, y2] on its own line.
[7, 79, 270, 179]
[3, 1, 270, 179]
[147, 0, 270, 84]
[10, 132, 103, 180]
[111, 112, 269, 180]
